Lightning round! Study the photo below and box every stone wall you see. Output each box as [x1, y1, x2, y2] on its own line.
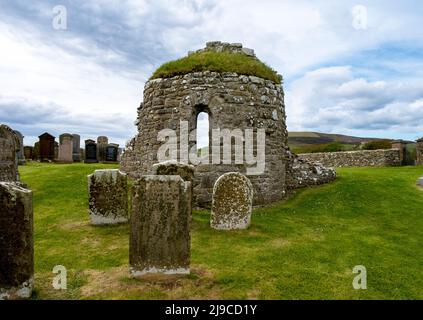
[121, 71, 290, 207]
[286, 152, 336, 189]
[297, 149, 401, 168]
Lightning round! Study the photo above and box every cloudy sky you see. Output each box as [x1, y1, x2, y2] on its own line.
[0, 0, 422, 148]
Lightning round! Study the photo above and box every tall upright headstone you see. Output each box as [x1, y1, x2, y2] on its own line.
[13, 131, 25, 165]
[130, 173, 192, 276]
[0, 182, 34, 300]
[84, 139, 98, 163]
[23, 146, 33, 161]
[105, 143, 119, 162]
[0, 124, 19, 181]
[57, 133, 74, 163]
[38, 132, 55, 161]
[87, 169, 128, 225]
[33, 142, 40, 161]
[72, 134, 81, 162]
[416, 138, 423, 166]
[97, 136, 109, 162]
[211, 172, 253, 230]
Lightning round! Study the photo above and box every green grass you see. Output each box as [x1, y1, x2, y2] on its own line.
[19, 162, 423, 299]
[151, 51, 282, 84]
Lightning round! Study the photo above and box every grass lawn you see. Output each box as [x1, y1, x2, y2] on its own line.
[19, 162, 423, 299]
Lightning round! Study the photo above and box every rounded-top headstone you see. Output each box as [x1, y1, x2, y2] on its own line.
[211, 172, 253, 230]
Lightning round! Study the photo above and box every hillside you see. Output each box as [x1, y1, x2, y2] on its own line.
[288, 131, 415, 154]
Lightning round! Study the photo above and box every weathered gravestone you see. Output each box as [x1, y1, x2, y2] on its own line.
[417, 138, 423, 166]
[0, 124, 19, 181]
[105, 143, 119, 162]
[84, 139, 98, 163]
[0, 182, 34, 300]
[13, 131, 25, 165]
[33, 142, 40, 161]
[130, 174, 191, 276]
[88, 169, 128, 225]
[417, 177, 423, 187]
[72, 134, 81, 162]
[151, 160, 195, 183]
[38, 132, 55, 161]
[97, 136, 109, 162]
[57, 133, 74, 163]
[24, 146, 33, 161]
[211, 172, 253, 230]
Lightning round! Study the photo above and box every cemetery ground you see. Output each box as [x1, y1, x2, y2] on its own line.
[20, 163, 422, 300]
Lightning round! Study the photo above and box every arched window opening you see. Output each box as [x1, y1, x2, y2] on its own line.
[196, 112, 209, 157]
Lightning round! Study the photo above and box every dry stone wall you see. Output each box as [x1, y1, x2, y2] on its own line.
[286, 152, 336, 189]
[298, 149, 401, 168]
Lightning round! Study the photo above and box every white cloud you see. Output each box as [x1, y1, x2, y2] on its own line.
[0, 19, 145, 147]
[286, 66, 423, 139]
[1, 0, 423, 147]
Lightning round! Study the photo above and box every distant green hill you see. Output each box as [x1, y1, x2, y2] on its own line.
[288, 131, 415, 154]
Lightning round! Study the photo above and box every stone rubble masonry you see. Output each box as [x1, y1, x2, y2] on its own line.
[211, 172, 253, 230]
[120, 42, 336, 207]
[0, 182, 34, 300]
[297, 149, 401, 168]
[87, 169, 128, 225]
[130, 175, 191, 276]
[416, 138, 423, 166]
[0, 124, 19, 182]
[191, 41, 257, 58]
[120, 70, 289, 207]
[57, 133, 74, 163]
[286, 152, 336, 190]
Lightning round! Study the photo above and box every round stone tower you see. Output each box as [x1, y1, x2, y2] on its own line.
[121, 42, 291, 207]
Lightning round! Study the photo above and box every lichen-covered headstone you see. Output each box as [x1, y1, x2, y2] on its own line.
[0, 124, 19, 181]
[152, 160, 195, 182]
[211, 172, 253, 230]
[87, 169, 128, 225]
[0, 182, 33, 300]
[130, 175, 191, 276]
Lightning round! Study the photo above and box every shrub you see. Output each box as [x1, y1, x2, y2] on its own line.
[150, 51, 282, 84]
[292, 142, 345, 154]
[362, 140, 392, 150]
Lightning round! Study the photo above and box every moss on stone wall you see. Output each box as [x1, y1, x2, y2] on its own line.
[151, 51, 282, 84]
